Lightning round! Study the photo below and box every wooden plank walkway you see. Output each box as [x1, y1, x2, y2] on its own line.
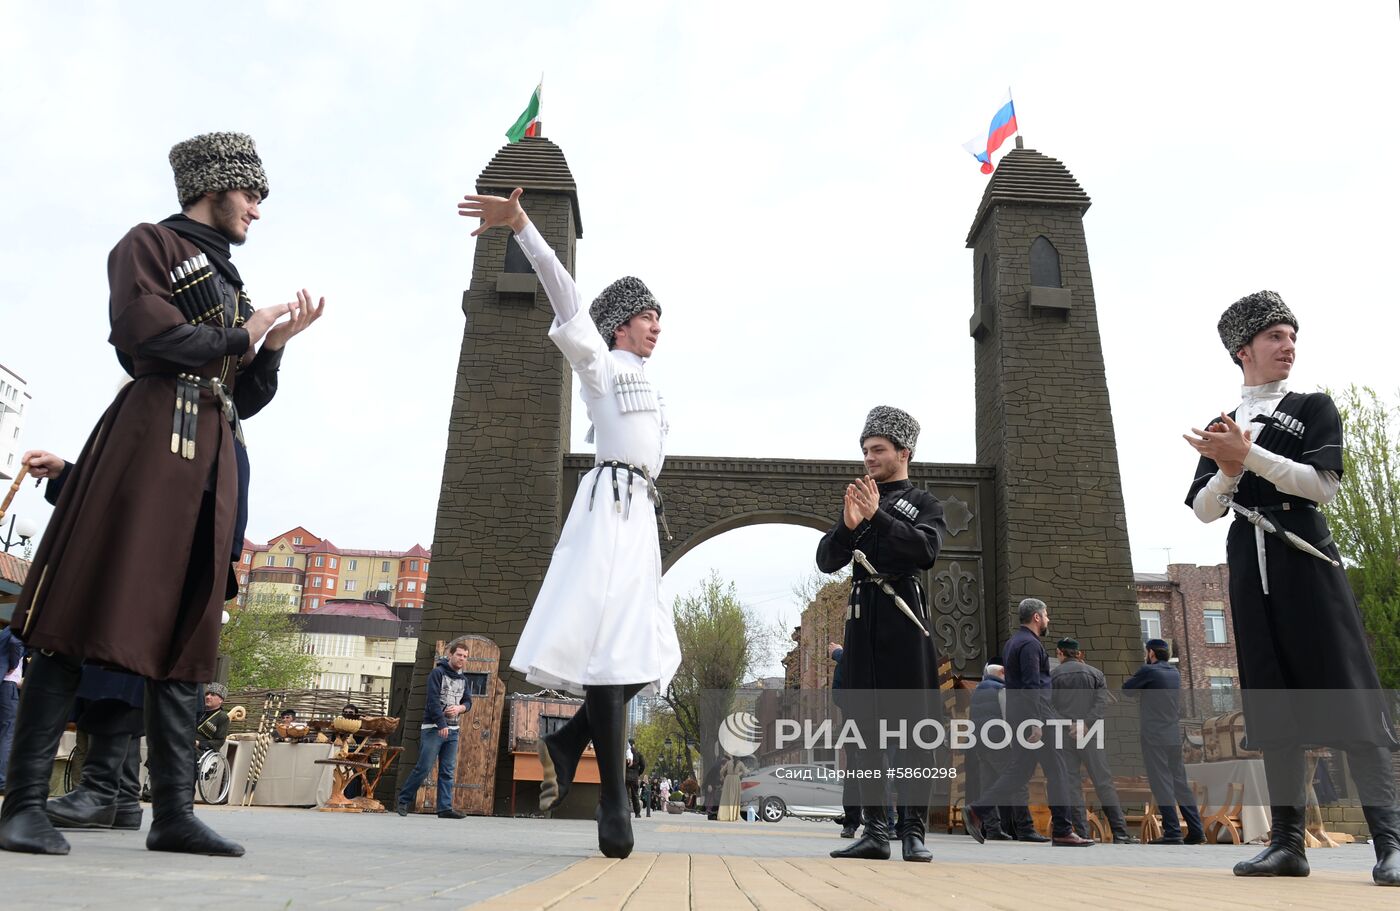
[470, 855, 1384, 910]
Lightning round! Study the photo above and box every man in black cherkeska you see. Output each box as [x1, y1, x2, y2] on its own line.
[1185, 290, 1399, 887]
[817, 406, 946, 863]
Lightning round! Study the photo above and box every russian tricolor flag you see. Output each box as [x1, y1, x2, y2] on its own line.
[962, 91, 1018, 175]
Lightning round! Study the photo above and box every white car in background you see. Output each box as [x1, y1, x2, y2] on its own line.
[739, 763, 843, 823]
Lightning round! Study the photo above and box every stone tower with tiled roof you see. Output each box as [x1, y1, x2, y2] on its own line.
[966, 141, 1141, 684]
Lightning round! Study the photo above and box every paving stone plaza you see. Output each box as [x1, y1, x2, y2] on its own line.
[1, 805, 1388, 909]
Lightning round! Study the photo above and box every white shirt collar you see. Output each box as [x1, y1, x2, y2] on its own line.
[1241, 379, 1287, 399]
[612, 349, 647, 370]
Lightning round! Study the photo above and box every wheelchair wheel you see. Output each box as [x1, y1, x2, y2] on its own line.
[196, 750, 232, 805]
[61, 744, 81, 794]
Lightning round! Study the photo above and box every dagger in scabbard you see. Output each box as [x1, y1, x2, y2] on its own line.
[1215, 494, 1340, 567]
[850, 549, 930, 637]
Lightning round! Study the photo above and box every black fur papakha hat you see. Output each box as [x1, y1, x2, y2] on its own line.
[590, 276, 661, 349]
[1217, 290, 1297, 365]
[169, 132, 269, 207]
[860, 405, 920, 454]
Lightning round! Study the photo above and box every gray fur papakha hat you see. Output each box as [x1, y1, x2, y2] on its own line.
[590, 276, 660, 348]
[1217, 290, 1297, 364]
[169, 132, 269, 207]
[860, 405, 920, 453]
[205, 682, 228, 700]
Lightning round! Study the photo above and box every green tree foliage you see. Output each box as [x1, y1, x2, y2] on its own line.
[219, 594, 319, 692]
[662, 571, 777, 778]
[1326, 385, 1400, 690]
[631, 706, 689, 780]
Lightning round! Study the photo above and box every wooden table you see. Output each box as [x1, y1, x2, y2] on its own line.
[316, 741, 404, 813]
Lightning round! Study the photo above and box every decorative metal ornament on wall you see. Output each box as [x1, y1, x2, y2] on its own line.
[939, 496, 973, 537]
[933, 560, 982, 671]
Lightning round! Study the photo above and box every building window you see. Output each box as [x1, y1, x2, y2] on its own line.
[397, 582, 403, 592]
[400, 560, 406, 572]
[1139, 608, 1162, 642]
[240, 574, 248, 585]
[381, 561, 390, 573]
[294, 536, 303, 545]
[326, 578, 334, 591]
[1204, 609, 1228, 644]
[314, 555, 324, 567]
[1209, 675, 1236, 712]
[312, 577, 322, 588]
[421, 583, 427, 595]
[285, 556, 295, 567]
[265, 555, 275, 566]
[344, 580, 357, 592]
[424, 561, 429, 572]
[407, 580, 417, 592]
[1030, 236, 1062, 287]
[410, 560, 419, 572]
[329, 558, 338, 569]
[349, 559, 358, 571]
[310, 598, 319, 610]
[243, 553, 252, 564]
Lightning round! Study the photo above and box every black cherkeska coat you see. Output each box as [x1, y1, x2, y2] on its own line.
[1186, 390, 1397, 750]
[816, 479, 945, 692]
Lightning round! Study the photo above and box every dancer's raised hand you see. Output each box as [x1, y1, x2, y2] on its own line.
[459, 187, 528, 236]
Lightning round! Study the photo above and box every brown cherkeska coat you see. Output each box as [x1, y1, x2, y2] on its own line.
[13, 222, 268, 683]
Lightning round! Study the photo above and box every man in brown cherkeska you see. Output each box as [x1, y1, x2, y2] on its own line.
[0, 132, 324, 857]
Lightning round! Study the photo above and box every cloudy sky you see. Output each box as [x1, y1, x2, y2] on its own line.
[2, 2, 1396, 673]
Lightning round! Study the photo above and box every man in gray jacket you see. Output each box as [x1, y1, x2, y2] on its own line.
[396, 639, 473, 819]
[1051, 638, 1135, 843]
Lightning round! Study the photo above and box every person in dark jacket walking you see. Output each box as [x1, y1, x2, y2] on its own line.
[966, 664, 1038, 841]
[0, 625, 24, 793]
[965, 599, 1092, 847]
[19, 450, 147, 833]
[1122, 639, 1204, 845]
[396, 640, 472, 818]
[1051, 638, 1135, 844]
[626, 739, 646, 818]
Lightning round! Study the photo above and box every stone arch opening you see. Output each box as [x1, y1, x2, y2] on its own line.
[662, 509, 828, 571]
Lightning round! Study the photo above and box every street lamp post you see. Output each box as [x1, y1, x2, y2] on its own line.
[1, 514, 38, 554]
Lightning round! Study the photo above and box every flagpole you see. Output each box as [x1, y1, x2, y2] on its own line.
[1009, 86, 1021, 149]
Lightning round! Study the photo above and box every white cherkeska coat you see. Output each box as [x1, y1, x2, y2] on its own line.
[507, 222, 682, 695]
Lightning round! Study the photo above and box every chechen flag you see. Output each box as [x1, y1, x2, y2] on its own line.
[506, 83, 542, 143]
[962, 91, 1018, 174]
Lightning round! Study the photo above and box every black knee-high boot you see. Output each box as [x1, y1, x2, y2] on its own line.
[0, 652, 80, 855]
[1234, 748, 1308, 877]
[586, 685, 634, 859]
[46, 731, 130, 828]
[144, 680, 242, 857]
[1348, 746, 1400, 887]
[539, 702, 590, 813]
[897, 805, 933, 862]
[114, 738, 143, 830]
[832, 805, 890, 859]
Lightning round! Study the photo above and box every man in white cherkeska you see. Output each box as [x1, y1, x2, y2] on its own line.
[459, 188, 682, 860]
